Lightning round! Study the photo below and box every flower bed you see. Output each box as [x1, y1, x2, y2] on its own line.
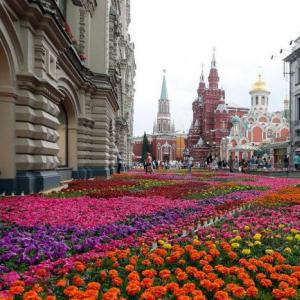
[0, 170, 299, 299]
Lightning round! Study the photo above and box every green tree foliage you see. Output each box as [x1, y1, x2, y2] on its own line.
[140, 132, 151, 163]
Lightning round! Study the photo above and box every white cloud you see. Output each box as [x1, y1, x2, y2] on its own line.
[130, 0, 300, 136]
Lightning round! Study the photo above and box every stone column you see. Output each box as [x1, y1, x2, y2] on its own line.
[90, 94, 110, 177]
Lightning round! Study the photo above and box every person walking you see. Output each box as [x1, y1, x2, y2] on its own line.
[293, 153, 300, 170]
[187, 155, 194, 174]
[228, 156, 234, 173]
[145, 153, 153, 174]
[283, 155, 289, 171]
[117, 152, 123, 174]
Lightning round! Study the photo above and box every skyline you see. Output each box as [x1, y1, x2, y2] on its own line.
[130, 0, 300, 137]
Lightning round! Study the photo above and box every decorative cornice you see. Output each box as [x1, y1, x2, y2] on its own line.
[16, 73, 63, 104]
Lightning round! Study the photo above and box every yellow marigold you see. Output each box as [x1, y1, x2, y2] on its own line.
[231, 243, 240, 249]
[295, 234, 300, 240]
[163, 243, 172, 249]
[286, 236, 294, 242]
[244, 225, 250, 231]
[253, 233, 261, 241]
[284, 247, 292, 254]
[265, 249, 274, 255]
[278, 224, 285, 229]
[242, 249, 251, 255]
[254, 240, 262, 246]
[290, 228, 298, 234]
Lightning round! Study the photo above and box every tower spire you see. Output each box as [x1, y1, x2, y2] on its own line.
[211, 46, 216, 68]
[200, 63, 205, 82]
[208, 47, 219, 89]
[197, 63, 206, 96]
[160, 69, 168, 100]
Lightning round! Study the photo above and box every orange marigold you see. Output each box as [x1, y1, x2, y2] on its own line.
[112, 276, 123, 287]
[74, 261, 85, 272]
[228, 251, 238, 260]
[260, 278, 272, 288]
[214, 291, 230, 300]
[246, 286, 258, 297]
[166, 282, 180, 292]
[9, 285, 24, 295]
[126, 282, 141, 296]
[148, 286, 167, 298]
[56, 278, 66, 287]
[36, 268, 47, 277]
[99, 270, 107, 280]
[128, 271, 140, 281]
[73, 275, 85, 286]
[272, 288, 284, 299]
[176, 271, 188, 281]
[125, 264, 135, 272]
[140, 291, 155, 300]
[232, 286, 246, 298]
[183, 283, 196, 293]
[159, 269, 171, 280]
[87, 282, 101, 290]
[109, 269, 119, 279]
[283, 287, 297, 298]
[142, 269, 157, 278]
[63, 286, 78, 297]
[141, 278, 153, 289]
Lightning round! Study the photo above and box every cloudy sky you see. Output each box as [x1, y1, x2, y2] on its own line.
[130, 0, 300, 136]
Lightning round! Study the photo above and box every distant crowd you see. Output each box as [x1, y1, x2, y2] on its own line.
[131, 152, 300, 174]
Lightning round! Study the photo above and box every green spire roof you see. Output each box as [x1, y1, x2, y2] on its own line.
[160, 72, 168, 100]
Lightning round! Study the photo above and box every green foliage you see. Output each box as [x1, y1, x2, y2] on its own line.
[140, 132, 151, 163]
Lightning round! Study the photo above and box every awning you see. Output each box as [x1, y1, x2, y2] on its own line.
[295, 148, 300, 152]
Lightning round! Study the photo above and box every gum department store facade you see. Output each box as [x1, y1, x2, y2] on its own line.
[0, 0, 135, 194]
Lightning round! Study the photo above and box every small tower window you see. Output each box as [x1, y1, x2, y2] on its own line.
[261, 96, 265, 105]
[256, 96, 259, 105]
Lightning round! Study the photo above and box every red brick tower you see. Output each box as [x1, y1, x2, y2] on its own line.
[187, 49, 248, 162]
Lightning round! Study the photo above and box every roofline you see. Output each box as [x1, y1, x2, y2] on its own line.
[284, 47, 300, 62]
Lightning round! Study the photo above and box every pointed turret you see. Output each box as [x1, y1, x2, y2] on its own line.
[197, 64, 206, 96]
[160, 70, 168, 100]
[211, 47, 216, 68]
[208, 47, 219, 90]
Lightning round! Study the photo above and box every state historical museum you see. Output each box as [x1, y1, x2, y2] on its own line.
[187, 50, 249, 162]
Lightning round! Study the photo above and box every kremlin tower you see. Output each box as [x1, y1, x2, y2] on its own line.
[152, 71, 176, 161]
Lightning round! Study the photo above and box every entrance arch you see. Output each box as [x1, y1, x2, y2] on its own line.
[0, 39, 16, 183]
[57, 80, 79, 173]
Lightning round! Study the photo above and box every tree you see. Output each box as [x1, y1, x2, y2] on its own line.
[140, 132, 151, 163]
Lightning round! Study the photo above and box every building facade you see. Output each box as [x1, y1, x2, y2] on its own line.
[0, 0, 135, 194]
[221, 75, 290, 165]
[285, 36, 300, 157]
[187, 51, 249, 162]
[133, 72, 177, 162]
